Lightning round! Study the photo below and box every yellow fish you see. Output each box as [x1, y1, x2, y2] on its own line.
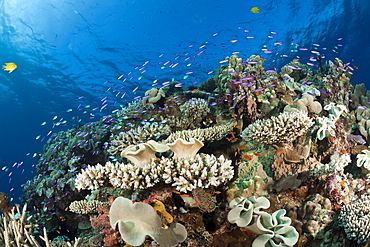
[3, 62, 17, 73]
[250, 7, 260, 13]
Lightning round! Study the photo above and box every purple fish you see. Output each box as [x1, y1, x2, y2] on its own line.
[358, 106, 366, 110]
[318, 89, 328, 95]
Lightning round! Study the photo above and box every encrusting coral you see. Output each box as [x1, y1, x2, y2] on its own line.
[337, 194, 370, 244]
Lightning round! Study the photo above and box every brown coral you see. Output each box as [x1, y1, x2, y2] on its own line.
[0, 192, 12, 215]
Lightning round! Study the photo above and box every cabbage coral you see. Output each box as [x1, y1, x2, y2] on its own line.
[357, 149, 370, 170]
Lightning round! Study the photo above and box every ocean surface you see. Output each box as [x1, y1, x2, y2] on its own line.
[0, 0, 369, 203]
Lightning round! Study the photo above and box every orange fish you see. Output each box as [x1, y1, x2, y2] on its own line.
[172, 191, 181, 194]
[292, 58, 299, 62]
[243, 154, 253, 160]
[238, 146, 248, 151]
[192, 202, 202, 206]
[293, 102, 299, 105]
[235, 125, 242, 130]
[255, 92, 262, 95]
[275, 149, 286, 153]
[180, 194, 190, 197]
[145, 102, 154, 105]
[192, 89, 199, 93]
[214, 191, 222, 194]
[253, 152, 263, 156]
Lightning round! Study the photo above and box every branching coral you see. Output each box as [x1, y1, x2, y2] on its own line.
[116, 99, 144, 118]
[241, 111, 314, 145]
[160, 154, 234, 193]
[75, 153, 234, 193]
[69, 200, 107, 214]
[310, 152, 351, 177]
[166, 122, 233, 143]
[108, 123, 171, 156]
[179, 98, 210, 128]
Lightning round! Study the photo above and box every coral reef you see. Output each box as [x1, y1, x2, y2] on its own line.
[21, 52, 370, 246]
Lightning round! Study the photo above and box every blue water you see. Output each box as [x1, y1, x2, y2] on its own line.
[0, 0, 369, 202]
